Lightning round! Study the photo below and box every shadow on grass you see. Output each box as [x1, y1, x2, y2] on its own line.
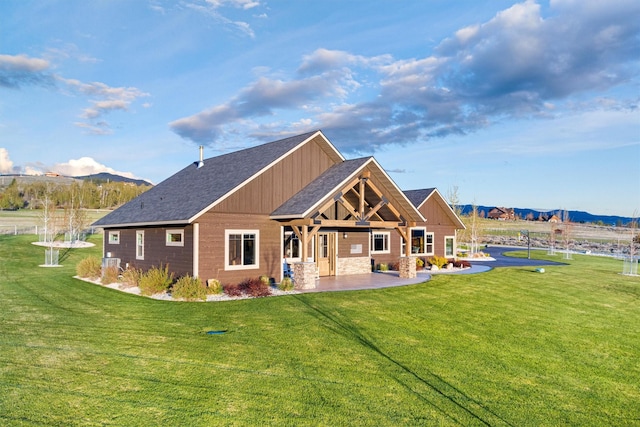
[293, 294, 514, 426]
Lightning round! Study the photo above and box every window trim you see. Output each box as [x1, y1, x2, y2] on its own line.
[283, 230, 301, 262]
[444, 235, 455, 258]
[136, 230, 144, 260]
[165, 229, 185, 247]
[401, 227, 432, 256]
[425, 232, 435, 256]
[225, 229, 259, 271]
[370, 231, 391, 254]
[108, 230, 120, 245]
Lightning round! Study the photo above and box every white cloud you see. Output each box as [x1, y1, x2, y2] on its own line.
[170, 0, 640, 154]
[0, 53, 148, 135]
[51, 157, 137, 179]
[0, 148, 14, 173]
[0, 54, 52, 88]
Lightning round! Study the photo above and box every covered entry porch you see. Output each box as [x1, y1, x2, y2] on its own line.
[272, 157, 425, 289]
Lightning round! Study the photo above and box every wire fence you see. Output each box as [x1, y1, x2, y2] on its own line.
[0, 225, 100, 237]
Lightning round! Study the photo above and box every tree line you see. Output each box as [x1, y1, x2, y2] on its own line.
[0, 178, 151, 211]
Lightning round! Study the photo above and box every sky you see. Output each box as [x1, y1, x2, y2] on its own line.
[1, 0, 639, 217]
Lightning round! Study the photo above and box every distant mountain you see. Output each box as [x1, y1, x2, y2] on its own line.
[459, 204, 634, 226]
[74, 173, 152, 187]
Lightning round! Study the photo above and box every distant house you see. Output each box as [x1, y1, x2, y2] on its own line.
[93, 131, 465, 288]
[487, 207, 516, 220]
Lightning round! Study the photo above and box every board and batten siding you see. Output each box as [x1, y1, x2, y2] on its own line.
[196, 212, 283, 284]
[416, 197, 458, 257]
[211, 136, 338, 215]
[103, 225, 194, 277]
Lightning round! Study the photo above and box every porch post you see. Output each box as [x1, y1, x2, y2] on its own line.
[399, 224, 416, 278]
[292, 224, 317, 289]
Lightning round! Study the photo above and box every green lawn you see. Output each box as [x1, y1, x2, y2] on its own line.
[1, 235, 638, 426]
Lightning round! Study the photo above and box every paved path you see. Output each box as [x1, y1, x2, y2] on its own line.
[303, 246, 566, 293]
[469, 246, 567, 268]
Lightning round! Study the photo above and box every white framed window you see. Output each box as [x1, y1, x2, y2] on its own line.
[108, 231, 120, 245]
[225, 230, 259, 270]
[401, 228, 433, 256]
[371, 231, 390, 254]
[166, 229, 184, 247]
[445, 236, 455, 257]
[425, 232, 434, 255]
[283, 231, 301, 261]
[136, 230, 144, 260]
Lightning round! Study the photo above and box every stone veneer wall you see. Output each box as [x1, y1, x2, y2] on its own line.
[336, 257, 372, 276]
[399, 256, 417, 278]
[293, 262, 318, 289]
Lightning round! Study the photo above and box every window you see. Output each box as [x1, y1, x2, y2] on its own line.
[425, 232, 434, 255]
[445, 236, 455, 257]
[283, 231, 300, 261]
[108, 231, 120, 245]
[136, 230, 144, 260]
[371, 232, 390, 254]
[401, 228, 433, 256]
[225, 230, 259, 270]
[166, 229, 184, 247]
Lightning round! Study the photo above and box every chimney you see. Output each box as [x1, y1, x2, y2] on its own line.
[197, 145, 204, 168]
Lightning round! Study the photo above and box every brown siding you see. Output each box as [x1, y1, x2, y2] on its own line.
[336, 229, 369, 258]
[196, 212, 282, 284]
[211, 137, 338, 214]
[417, 197, 458, 257]
[103, 225, 194, 277]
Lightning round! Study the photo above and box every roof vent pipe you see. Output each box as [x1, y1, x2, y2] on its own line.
[197, 145, 204, 168]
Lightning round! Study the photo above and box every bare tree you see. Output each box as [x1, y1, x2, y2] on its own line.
[469, 203, 483, 256]
[447, 185, 462, 218]
[562, 210, 573, 260]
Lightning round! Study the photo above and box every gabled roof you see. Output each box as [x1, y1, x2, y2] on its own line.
[94, 130, 343, 228]
[403, 188, 466, 229]
[403, 188, 436, 208]
[271, 157, 425, 224]
[271, 158, 371, 218]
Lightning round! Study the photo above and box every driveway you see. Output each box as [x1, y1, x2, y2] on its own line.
[469, 246, 567, 268]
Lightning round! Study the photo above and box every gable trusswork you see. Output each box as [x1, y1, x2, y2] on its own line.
[309, 170, 407, 228]
[271, 157, 424, 258]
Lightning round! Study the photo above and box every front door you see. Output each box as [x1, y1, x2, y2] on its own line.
[316, 232, 336, 276]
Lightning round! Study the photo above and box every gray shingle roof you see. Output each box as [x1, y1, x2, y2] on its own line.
[403, 188, 436, 208]
[94, 131, 320, 227]
[271, 157, 372, 218]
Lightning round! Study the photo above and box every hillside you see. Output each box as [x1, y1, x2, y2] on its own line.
[459, 204, 634, 226]
[0, 173, 151, 188]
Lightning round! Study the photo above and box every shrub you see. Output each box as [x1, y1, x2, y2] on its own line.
[101, 266, 119, 285]
[377, 263, 389, 272]
[76, 256, 102, 279]
[172, 275, 206, 301]
[259, 275, 271, 286]
[453, 260, 471, 268]
[416, 258, 425, 269]
[240, 277, 271, 298]
[223, 283, 243, 297]
[206, 278, 223, 295]
[138, 264, 174, 296]
[120, 267, 142, 289]
[428, 255, 448, 269]
[389, 262, 400, 271]
[278, 276, 294, 291]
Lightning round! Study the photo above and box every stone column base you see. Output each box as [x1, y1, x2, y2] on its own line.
[293, 262, 318, 289]
[399, 256, 417, 278]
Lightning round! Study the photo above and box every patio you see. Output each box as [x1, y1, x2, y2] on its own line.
[300, 263, 494, 293]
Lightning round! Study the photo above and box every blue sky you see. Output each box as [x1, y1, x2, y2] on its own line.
[1, 0, 638, 217]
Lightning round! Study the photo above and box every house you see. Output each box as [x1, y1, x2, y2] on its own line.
[487, 207, 516, 220]
[93, 131, 465, 289]
[369, 188, 464, 269]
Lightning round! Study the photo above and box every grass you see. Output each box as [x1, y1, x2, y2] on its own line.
[1, 235, 639, 426]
